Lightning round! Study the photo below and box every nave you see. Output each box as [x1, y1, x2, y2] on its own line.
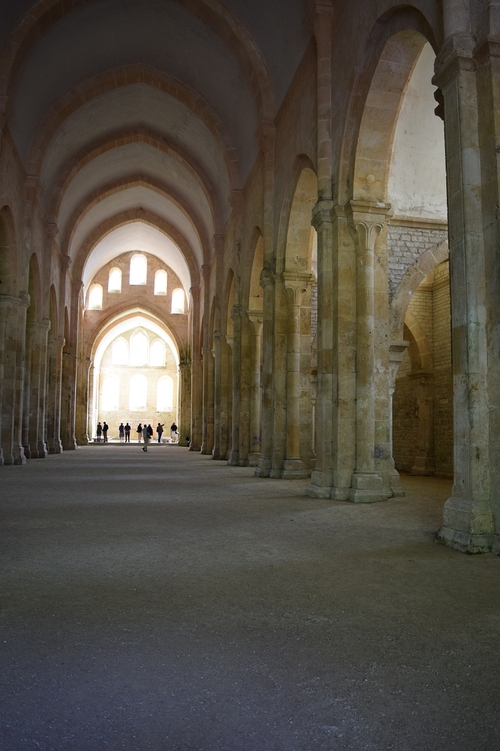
[1, 446, 499, 750]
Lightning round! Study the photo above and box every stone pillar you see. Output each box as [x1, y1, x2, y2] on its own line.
[434, 26, 494, 552]
[255, 271, 274, 477]
[190, 284, 203, 452]
[472, 6, 500, 553]
[28, 319, 50, 458]
[248, 312, 263, 466]
[348, 204, 390, 502]
[270, 274, 287, 478]
[179, 354, 191, 447]
[388, 343, 408, 496]
[282, 273, 311, 478]
[228, 304, 242, 466]
[87, 361, 95, 443]
[75, 355, 90, 446]
[22, 322, 34, 459]
[307, 202, 336, 497]
[61, 346, 78, 450]
[237, 310, 252, 466]
[0, 294, 28, 465]
[46, 336, 64, 454]
[212, 329, 223, 459]
[201, 346, 214, 454]
[410, 372, 435, 476]
[220, 335, 232, 461]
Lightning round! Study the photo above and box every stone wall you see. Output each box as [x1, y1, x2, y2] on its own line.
[393, 260, 453, 477]
[388, 223, 448, 299]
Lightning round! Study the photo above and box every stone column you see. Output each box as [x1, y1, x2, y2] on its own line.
[28, 319, 50, 458]
[348, 203, 390, 502]
[75, 355, 90, 446]
[22, 322, 34, 458]
[248, 312, 263, 466]
[388, 343, 409, 496]
[228, 304, 241, 466]
[0, 294, 28, 465]
[179, 354, 191, 447]
[220, 335, 232, 461]
[46, 336, 64, 454]
[472, 5, 500, 553]
[212, 329, 223, 459]
[307, 202, 336, 497]
[61, 346, 78, 450]
[282, 273, 311, 478]
[410, 372, 435, 476]
[434, 24, 494, 552]
[237, 310, 252, 466]
[201, 346, 214, 454]
[190, 285, 203, 452]
[255, 271, 275, 477]
[270, 274, 287, 478]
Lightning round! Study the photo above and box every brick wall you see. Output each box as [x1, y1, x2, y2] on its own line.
[387, 224, 448, 299]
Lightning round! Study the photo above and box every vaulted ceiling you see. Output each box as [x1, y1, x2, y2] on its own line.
[0, 0, 311, 297]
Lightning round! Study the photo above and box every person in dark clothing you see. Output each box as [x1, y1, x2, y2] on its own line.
[137, 423, 143, 443]
[96, 422, 102, 442]
[156, 423, 164, 443]
[102, 422, 109, 443]
[119, 423, 125, 442]
[124, 423, 131, 443]
[170, 422, 178, 441]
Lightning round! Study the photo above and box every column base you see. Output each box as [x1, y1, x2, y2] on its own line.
[390, 470, 405, 497]
[492, 536, 500, 556]
[349, 472, 388, 503]
[255, 456, 271, 477]
[248, 451, 261, 467]
[227, 450, 239, 466]
[281, 458, 308, 479]
[48, 441, 63, 454]
[307, 469, 333, 498]
[436, 496, 494, 554]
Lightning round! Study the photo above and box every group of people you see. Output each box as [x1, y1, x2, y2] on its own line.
[96, 422, 109, 442]
[136, 422, 178, 451]
[95, 421, 178, 447]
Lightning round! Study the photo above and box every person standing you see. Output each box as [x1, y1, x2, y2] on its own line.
[102, 422, 109, 443]
[119, 423, 125, 442]
[142, 424, 150, 452]
[170, 422, 178, 441]
[96, 422, 103, 443]
[156, 422, 164, 443]
[137, 423, 143, 443]
[124, 423, 131, 443]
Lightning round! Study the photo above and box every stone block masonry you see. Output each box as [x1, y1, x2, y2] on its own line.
[388, 224, 448, 299]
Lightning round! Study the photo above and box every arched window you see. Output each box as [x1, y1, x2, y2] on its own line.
[88, 283, 103, 310]
[150, 339, 166, 367]
[154, 269, 168, 296]
[108, 267, 122, 293]
[157, 376, 174, 411]
[130, 253, 147, 285]
[171, 288, 185, 314]
[111, 337, 128, 366]
[102, 376, 119, 410]
[130, 331, 148, 366]
[129, 374, 148, 411]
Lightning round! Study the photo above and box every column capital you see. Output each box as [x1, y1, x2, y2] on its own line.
[312, 199, 334, 230]
[259, 268, 274, 290]
[347, 200, 391, 250]
[0, 292, 30, 311]
[247, 309, 263, 327]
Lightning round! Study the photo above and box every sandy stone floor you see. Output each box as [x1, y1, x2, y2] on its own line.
[1, 445, 499, 750]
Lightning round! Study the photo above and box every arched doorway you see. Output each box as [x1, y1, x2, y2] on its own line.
[88, 313, 180, 442]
